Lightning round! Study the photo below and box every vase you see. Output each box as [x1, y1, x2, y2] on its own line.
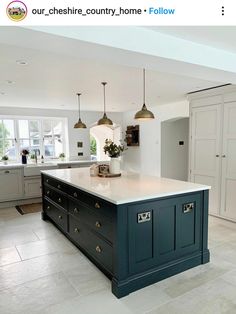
[109, 157, 120, 175]
[22, 155, 27, 164]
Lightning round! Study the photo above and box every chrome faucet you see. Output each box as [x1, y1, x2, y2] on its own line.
[34, 150, 38, 164]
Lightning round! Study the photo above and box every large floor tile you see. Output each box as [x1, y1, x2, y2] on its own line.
[153, 259, 236, 299]
[16, 235, 77, 260]
[0, 272, 78, 314]
[0, 246, 21, 266]
[146, 278, 236, 314]
[64, 262, 110, 296]
[43, 290, 135, 314]
[121, 284, 171, 314]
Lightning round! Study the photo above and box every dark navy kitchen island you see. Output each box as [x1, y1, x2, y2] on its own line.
[41, 168, 210, 298]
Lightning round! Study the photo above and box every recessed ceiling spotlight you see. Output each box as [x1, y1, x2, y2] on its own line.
[16, 60, 28, 66]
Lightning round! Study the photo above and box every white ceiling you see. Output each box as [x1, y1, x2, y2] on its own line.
[148, 26, 236, 54]
[0, 26, 234, 112]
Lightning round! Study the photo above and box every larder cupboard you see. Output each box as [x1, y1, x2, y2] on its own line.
[189, 86, 236, 221]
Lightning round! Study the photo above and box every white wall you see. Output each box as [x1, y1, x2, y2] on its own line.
[161, 118, 189, 181]
[0, 107, 123, 160]
[122, 100, 189, 176]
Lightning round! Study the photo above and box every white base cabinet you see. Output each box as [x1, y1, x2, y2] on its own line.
[0, 168, 24, 202]
[24, 177, 42, 198]
[189, 86, 236, 221]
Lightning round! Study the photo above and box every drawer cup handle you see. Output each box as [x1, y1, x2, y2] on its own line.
[46, 191, 50, 195]
[95, 221, 101, 228]
[95, 246, 102, 253]
[95, 202, 101, 209]
[74, 208, 79, 213]
[57, 184, 61, 189]
[73, 192, 78, 198]
[74, 228, 79, 233]
[58, 215, 62, 220]
[58, 198, 62, 203]
[4, 170, 10, 174]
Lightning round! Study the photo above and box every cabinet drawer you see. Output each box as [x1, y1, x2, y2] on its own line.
[44, 199, 67, 232]
[44, 186, 67, 209]
[69, 199, 113, 242]
[44, 176, 67, 192]
[68, 188, 115, 220]
[69, 215, 112, 272]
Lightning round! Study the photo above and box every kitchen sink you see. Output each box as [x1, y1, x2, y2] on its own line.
[24, 163, 58, 176]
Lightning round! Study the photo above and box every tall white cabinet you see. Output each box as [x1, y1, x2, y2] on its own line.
[189, 86, 236, 222]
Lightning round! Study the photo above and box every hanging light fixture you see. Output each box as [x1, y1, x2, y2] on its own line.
[74, 93, 87, 129]
[97, 82, 113, 126]
[134, 69, 155, 120]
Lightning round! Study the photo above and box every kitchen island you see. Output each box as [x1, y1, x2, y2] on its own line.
[41, 168, 210, 298]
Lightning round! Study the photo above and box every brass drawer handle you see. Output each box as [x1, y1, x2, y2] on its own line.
[95, 202, 101, 209]
[73, 192, 78, 198]
[95, 245, 102, 253]
[74, 208, 79, 213]
[46, 190, 50, 195]
[58, 215, 62, 220]
[74, 227, 79, 233]
[58, 198, 62, 203]
[57, 184, 61, 189]
[47, 206, 50, 210]
[95, 221, 101, 228]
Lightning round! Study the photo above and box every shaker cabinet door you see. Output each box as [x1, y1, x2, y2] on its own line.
[220, 102, 236, 220]
[190, 104, 221, 216]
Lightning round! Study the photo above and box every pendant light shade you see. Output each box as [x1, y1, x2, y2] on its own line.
[134, 69, 155, 120]
[74, 93, 87, 129]
[97, 82, 113, 126]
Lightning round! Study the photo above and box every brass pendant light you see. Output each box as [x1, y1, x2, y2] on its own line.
[74, 93, 87, 129]
[97, 82, 113, 126]
[134, 69, 155, 120]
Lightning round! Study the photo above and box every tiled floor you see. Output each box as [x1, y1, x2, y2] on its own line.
[1, 208, 236, 314]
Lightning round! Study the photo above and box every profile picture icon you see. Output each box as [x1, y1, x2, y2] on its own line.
[7, 1, 27, 22]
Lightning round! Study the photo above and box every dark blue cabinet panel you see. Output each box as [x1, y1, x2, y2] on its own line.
[128, 193, 202, 274]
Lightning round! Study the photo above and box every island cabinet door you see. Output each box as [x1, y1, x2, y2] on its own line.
[127, 192, 202, 274]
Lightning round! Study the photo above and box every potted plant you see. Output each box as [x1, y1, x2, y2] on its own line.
[30, 153, 37, 164]
[103, 139, 125, 174]
[59, 153, 65, 161]
[21, 149, 29, 164]
[1, 155, 9, 165]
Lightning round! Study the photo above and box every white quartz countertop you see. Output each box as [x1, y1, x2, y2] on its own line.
[41, 168, 210, 205]
[0, 163, 24, 170]
[0, 160, 96, 170]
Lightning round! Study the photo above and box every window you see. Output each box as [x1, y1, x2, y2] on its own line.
[0, 119, 16, 159]
[0, 116, 66, 161]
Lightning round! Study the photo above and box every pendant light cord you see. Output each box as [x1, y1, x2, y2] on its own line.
[77, 93, 81, 119]
[102, 82, 107, 114]
[143, 68, 146, 105]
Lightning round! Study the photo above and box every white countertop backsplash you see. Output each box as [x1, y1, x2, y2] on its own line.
[42, 167, 210, 205]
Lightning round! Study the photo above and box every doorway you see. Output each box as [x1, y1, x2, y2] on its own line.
[90, 124, 121, 161]
[161, 117, 189, 181]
